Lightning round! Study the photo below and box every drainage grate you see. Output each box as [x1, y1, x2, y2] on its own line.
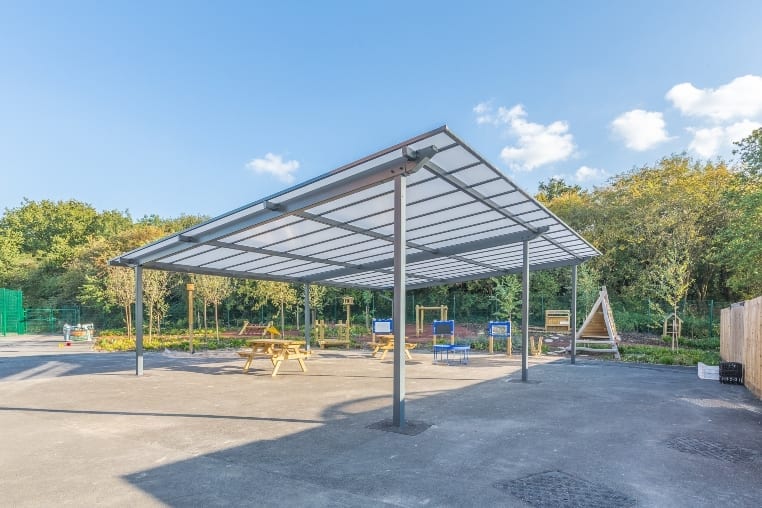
[665, 436, 756, 463]
[496, 470, 635, 508]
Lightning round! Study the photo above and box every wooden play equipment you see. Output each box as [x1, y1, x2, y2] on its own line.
[342, 296, 353, 341]
[238, 320, 280, 339]
[488, 321, 511, 355]
[529, 336, 544, 356]
[663, 312, 682, 338]
[545, 310, 571, 332]
[415, 304, 447, 336]
[314, 319, 350, 349]
[574, 286, 620, 359]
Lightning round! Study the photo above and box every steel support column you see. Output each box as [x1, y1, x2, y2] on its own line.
[521, 240, 530, 382]
[571, 264, 578, 365]
[304, 283, 311, 352]
[393, 174, 407, 427]
[135, 265, 143, 376]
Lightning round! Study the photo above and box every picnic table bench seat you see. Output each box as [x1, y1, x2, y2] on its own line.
[317, 338, 351, 349]
[370, 337, 416, 360]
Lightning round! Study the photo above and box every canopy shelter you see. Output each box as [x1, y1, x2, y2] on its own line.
[111, 125, 600, 427]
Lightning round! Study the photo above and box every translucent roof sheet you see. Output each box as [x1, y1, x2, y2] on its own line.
[111, 126, 600, 289]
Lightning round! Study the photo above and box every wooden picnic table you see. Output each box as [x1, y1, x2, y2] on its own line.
[370, 334, 416, 360]
[238, 338, 309, 377]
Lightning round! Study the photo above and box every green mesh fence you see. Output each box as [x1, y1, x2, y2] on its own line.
[0, 288, 25, 335]
[24, 307, 80, 335]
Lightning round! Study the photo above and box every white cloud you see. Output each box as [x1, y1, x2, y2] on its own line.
[245, 153, 299, 183]
[575, 165, 606, 182]
[666, 75, 762, 122]
[688, 127, 724, 158]
[611, 109, 671, 151]
[725, 119, 762, 145]
[473, 101, 495, 125]
[688, 120, 762, 158]
[492, 104, 576, 171]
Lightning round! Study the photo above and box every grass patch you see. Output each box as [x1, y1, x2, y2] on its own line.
[618, 343, 720, 366]
[95, 335, 250, 352]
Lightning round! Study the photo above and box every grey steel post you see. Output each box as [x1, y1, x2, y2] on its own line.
[521, 240, 530, 382]
[571, 264, 578, 364]
[304, 283, 311, 352]
[135, 265, 143, 376]
[393, 173, 407, 427]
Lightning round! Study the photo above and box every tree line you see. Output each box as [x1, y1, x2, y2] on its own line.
[1, 129, 759, 336]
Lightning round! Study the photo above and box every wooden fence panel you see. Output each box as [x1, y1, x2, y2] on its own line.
[743, 297, 762, 398]
[720, 296, 762, 399]
[720, 306, 744, 363]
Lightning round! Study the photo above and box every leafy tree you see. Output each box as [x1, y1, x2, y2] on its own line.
[491, 275, 522, 321]
[305, 284, 328, 324]
[588, 155, 733, 304]
[649, 245, 692, 351]
[576, 262, 601, 319]
[143, 270, 172, 338]
[720, 128, 762, 298]
[105, 267, 136, 337]
[537, 177, 582, 204]
[733, 126, 762, 175]
[251, 281, 298, 333]
[193, 274, 233, 339]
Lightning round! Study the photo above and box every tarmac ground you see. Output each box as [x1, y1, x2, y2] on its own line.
[1, 334, 761, 507]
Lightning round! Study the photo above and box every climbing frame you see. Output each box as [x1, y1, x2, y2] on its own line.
[575, 286, 620, 359]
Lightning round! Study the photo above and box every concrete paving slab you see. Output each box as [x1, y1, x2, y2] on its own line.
[1, 335, 760, 507]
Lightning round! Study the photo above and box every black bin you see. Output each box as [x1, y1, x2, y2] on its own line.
[719, 362, 743, 384]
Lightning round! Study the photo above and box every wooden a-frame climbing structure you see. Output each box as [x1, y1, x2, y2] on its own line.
[575, 286, 621, 359]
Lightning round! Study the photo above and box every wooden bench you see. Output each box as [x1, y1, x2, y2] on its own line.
[370, 336, 416, 360]
[317, 339, 351, 349]
[237, 343, 280, 373]
[238, 339, 310, 376]
[238, 320, 280, 338]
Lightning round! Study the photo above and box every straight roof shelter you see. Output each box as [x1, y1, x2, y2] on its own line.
[111, 126, 600, 427]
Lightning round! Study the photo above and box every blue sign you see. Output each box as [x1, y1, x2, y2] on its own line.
[488, 321, 511, 337]
[432, 320, 455, 335]
[372, 319, 393, 334]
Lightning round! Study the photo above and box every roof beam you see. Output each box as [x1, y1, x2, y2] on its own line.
[141, 261, 385, 289]
[403, 255, 596, 290]
[311, 227, 548, 282]
[423, 160, 542, 234]
[423, 160, 589, 261]
[110, 148, 436, 268]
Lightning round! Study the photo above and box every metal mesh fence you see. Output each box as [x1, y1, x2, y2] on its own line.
[0, 288, 25, 335]
[24, 307, 80, 335]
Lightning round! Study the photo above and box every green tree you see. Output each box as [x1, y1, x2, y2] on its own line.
[537, 177, 582, 204]
[193, 274, 233, 339]
[252, 281, 298, 333]
[649, 245, 692, 351]
[716, 129, 762, 298]
[733, 126, 762, 175]
[143, 270, 172, 338]
[491, 275, 522, 321]
[576, 263, 601, 319]
[105, 267, 136, 337]
[589, 155, 733, 304]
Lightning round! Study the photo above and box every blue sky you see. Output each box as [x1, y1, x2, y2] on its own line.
[1, 1, 761, 219]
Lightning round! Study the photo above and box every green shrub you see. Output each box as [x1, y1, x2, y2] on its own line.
[618, 344, 720, 366]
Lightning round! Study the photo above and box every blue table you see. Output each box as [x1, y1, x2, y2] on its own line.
[433, 344, 470, 364]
